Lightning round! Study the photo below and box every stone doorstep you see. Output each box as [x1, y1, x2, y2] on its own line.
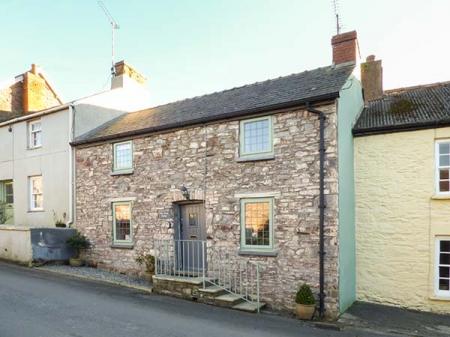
[198, 285, 226, 295]
[232, 301, 266, 313]
[154, 275, 267, 313]
[153, 275, 215, 285]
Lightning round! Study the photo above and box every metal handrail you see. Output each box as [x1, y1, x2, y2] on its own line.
[154, 239, 262, 312]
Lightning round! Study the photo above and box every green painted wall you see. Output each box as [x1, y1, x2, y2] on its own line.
[337, 75, 363, 313]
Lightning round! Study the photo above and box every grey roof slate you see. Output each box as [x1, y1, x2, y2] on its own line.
[74, 64, 355, 145]
[353, 82, 450, 136]
[0, 111, 21, 123]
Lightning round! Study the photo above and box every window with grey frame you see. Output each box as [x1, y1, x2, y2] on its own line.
[437, 141, 450, 193]
[239, 116, 273, 159]
[240, 197, 273, 251]
[113, 141, 133, 173]
[112, 201, 132, 244]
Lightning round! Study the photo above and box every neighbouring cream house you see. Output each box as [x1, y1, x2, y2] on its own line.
[0, 61, 150, 228]
[354, 56, 450, 314]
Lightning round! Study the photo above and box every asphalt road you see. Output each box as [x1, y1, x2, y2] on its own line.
[0, 261, 390, 337]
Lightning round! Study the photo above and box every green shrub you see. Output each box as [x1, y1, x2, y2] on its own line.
[135, 254, 155, 274]
[66, 231, 90, 258]
[295, 284, 315, 305]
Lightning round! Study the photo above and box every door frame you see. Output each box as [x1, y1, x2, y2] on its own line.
[173, 200, 205, 241]
[173, 200, 206, 273]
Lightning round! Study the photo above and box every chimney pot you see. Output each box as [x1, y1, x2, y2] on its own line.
[31, 64, 38, 74]
[331, 30, 358, 65]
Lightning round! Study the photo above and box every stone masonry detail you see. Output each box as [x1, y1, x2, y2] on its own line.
[75, 104, 340, 316]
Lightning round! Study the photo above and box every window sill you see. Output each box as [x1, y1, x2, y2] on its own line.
[27, 146, 42, 150]
[236, 154, 275, 162]
[429, 295, 450, 301]
[110, 169, 134, 176]
[111, 243, 134, 249]
[238, 249, 278, 257]
[28, 209, 44, 213]
[431, 195, 450, 200]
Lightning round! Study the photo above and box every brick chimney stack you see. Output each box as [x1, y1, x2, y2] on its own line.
[23, 64, 49, 113]
[331, 30, 358, 65]
[111, 60, 147, 90]
[361, 55, 383, 103]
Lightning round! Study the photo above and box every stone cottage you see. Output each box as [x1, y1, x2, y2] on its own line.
[72, 31, 364, 318]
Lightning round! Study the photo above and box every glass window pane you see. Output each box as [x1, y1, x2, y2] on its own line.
[5, 183, 13, 204]
[189, 213, 198, 226]
[440, 266, 450, 278]
[439, 181, 449, 192]
[440, 170, 449, 180]
[114, 204, 131, 241]
[440, 253, 450, 265]
[439, 278, 450, 291]
[32, 178, 42, 194]
[441, 241, 450, 253]
[244, 201, 270, 246]
[31, 122, 41, 132]
[34, 195, 43, 209]
[243, 119, 270, 154]
[439, 143, 450, 155]
[440, 155, 450, 167]
[115, 142, 132, 170]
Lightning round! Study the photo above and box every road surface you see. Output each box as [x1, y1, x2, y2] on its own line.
[0, 261, 390, 337]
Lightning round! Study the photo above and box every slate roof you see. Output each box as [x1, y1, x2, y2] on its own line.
[0, 111, 21, 123]
[353, 82, 450, 136]
[74, 64, 355, 145]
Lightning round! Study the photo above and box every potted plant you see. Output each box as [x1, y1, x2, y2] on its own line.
[135, 253, 155, 282]
[295, 284, 316, 320]
[66, 231, 90, 267]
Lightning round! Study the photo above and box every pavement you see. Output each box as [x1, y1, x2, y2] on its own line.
[38, 264, 153, 294]
[339, 301, 450, 337]
[0, 261, 392, 337]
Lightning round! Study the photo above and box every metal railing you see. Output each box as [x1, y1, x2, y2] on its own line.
[207, 247, 261, 311]
[155, 239, 207, 287]
[154, 239, 261, 312]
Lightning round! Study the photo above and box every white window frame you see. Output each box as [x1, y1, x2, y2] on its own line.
[4, 181, 13, 204]
[435, 237, 450, 298]
[239, 116, 274, 159]
[112, 201, 133, 245]
[28, 120, 42, 149]
[435, 140, 450, 195]
[113, 141, 133, 173]
[240, 197, 274, 252]
[29, 176, 43, 211]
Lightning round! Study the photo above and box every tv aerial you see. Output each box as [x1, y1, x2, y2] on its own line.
[98, 1, 120, 77]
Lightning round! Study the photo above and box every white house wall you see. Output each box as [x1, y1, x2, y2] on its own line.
[0, 109, 70, 227]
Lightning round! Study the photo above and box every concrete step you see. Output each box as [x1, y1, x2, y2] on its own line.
[198, 285, 226, 295]
[214, 293, 244, 307]
[232, 301, 266, 313]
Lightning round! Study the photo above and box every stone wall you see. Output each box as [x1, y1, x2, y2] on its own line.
[75, 104, 340, 316]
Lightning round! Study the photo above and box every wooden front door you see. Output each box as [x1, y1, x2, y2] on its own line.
[178, 203, 206, 272]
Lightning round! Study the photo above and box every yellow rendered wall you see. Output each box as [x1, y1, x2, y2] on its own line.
[355, 127, 450, 314]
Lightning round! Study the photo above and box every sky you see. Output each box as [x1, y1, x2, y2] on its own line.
[1, 0, 449, 106]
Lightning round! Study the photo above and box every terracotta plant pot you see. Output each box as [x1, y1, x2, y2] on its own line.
[295, 303, 315, 320]
[69, 258, 83, 267]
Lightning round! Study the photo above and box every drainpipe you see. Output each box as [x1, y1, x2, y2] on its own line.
[67, 104, 75, 228]
[306, 102, 326, 318]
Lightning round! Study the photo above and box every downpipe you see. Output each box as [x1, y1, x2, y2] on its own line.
[306, 103, 327, 318]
